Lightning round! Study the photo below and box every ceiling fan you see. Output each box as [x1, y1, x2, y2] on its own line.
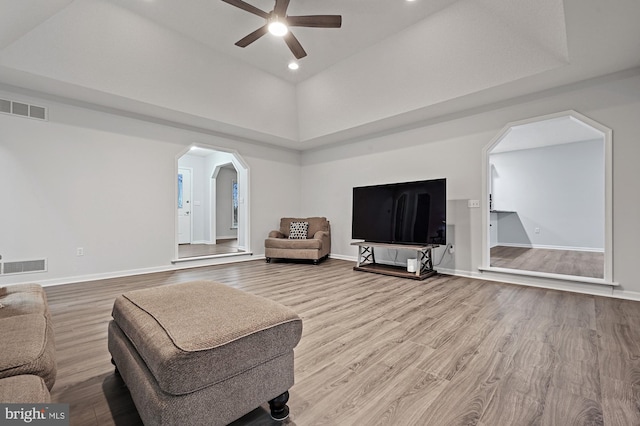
[221, 0, 342, 59]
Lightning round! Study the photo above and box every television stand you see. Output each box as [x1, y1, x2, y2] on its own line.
[350, 241, 437, 280]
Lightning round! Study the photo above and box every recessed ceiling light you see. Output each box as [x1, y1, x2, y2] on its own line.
[288, 62, 299, 70]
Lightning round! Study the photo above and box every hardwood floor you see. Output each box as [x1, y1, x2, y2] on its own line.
[44, 259, 640, 425]
[178, 239, 244, 258]
[491, 245, 605, 278]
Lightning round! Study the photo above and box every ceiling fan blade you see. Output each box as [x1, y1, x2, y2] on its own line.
[287, 15, 342, 28]
[273, 0, 290, 17]
[235, 25, 269, 47]
[221, 0, 269, 19]
[283, 31, 307, 59]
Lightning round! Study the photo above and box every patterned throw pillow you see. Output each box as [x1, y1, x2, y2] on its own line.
[289, 221, 309, 239]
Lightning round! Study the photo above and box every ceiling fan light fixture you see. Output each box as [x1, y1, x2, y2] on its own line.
[268, 18, 288, 37]
[223, 0, 341, 59]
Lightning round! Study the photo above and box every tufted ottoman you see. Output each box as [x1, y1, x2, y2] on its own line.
[108, 280, 302, 426]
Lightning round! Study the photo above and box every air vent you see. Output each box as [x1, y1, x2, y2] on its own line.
[1, 259, 47, 275]
[0, 98, 48, 121]
[0, 99, 10, 113]
[12, 101, 29, 116]
[30, 105, 46, 120]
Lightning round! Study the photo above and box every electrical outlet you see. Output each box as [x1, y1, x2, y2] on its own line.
[448, 244, 455, 254]
[535, 227, 540, 234]
[76, 247, 84, 256]
[468, 199, 480, 208]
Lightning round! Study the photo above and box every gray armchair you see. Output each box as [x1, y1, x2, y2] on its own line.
[265, 217, 331, 264]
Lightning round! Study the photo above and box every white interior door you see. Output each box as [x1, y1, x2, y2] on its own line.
[178, 168, 192, 244]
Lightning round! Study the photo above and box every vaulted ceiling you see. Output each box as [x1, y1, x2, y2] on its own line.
[0, 0, 639, 150]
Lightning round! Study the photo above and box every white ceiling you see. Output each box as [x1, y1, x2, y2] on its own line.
[0, 0, 639, 150]
[109, 0, 465, 83]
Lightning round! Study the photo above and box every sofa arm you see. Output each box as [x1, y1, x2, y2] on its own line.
[313, 231, 331, 250]
[312, 230, 328, 240]
[269, 230, 285, 238]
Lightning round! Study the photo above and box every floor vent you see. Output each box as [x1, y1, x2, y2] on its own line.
[0, 98, 48, 121]
[1, 259, 47, 275]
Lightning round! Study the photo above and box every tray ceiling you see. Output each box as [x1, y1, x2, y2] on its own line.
[0, 0, 638, 150]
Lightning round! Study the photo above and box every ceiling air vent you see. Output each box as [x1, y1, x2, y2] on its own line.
[0, 98, 48, 121]
[1, 259, 47, 275]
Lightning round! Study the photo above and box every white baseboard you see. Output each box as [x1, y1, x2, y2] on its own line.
[328, 254, 357, 262]
[335, 257, 623, 298]
[430, 267, 640, 301]
[27, 254, 257, 288]
[18, 253, 640, 302]
[32, 265, 177, 287]
[611, 289, 640, 301]
[472, 268, 614, 297]
[435, 268, 478, 279]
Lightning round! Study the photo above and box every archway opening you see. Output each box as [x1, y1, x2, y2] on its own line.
[176, 146, 249, 259]
[481, 111, 613, 284]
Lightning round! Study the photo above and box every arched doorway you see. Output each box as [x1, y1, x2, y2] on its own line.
[481, 110, 613, 285]
[176, 146, 250, 259]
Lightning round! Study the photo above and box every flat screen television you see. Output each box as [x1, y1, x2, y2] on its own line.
[352, 178, 446, 246]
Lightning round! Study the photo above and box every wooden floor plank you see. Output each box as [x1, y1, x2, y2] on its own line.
[351, 368, 447, 426]
[418, 350, 512, 426]
[480, 386, 545, 426]
[540, 387, 604, 426]
[600, 377, 640, 426]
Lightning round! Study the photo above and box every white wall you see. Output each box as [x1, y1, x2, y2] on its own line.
[490, 139, 604, 250]
[301, 70, 640, 298]
[0, 89, 301, 285]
